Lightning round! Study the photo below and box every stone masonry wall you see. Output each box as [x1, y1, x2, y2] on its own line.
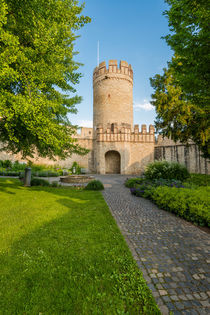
[93, 60, 133, 131]
[94, 124, 155, 174]
[0, 127, 94, 172]
[155, 136, 209, 174]
[94, 141, 154, 175]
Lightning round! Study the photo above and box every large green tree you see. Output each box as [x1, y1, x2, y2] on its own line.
[150, 0, 210, 158]
[0, 0, 90, 159]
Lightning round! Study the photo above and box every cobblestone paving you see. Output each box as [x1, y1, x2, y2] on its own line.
[95, 175, 210, 315]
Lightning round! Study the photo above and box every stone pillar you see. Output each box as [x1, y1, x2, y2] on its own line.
[24, 168, 32, 186]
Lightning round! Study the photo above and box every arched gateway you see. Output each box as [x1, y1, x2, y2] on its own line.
[105, 151, 121, 174]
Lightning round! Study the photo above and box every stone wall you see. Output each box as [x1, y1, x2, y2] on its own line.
[0, 127, 94, 172]
[93, 141, 154, 175]
[93, 123, 155, 174]
[155, 136, 209, 174]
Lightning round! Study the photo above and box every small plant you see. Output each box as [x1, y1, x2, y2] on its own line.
[145, 160, 190, 181]
[125, 177, 144, 188]
[85, 180, 104, 191]
[51, 181, 60, 187]
[31, 178, 50, 186]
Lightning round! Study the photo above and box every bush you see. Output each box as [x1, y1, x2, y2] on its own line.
[12, 161, 26, 171]
[125, 178, 144, 188]
[31, 178, 50, 186]
[32, 171, 60, 177]
[145, 160, 190, 181]
[85, 180, 104, 191]
[2, 160, 12, 168]
[0, 171, 20, 176]
[186, 173, 210, 187]
[51, 181, 60, 187]
[151, 186, 210, 227]
[128, 178, 185, 192]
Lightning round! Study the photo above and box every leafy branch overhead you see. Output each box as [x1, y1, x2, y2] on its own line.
[0, 0, 91, 159]
[150, 0, 210, 158]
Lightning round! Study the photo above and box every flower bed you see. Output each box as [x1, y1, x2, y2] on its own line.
[126, 174, 210, 227]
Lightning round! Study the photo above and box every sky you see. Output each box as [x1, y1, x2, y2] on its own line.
[69, 0, 173, 128]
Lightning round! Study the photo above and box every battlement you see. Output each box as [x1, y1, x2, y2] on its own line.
[93, 60, 133, 83]
[96, 124, 155, 143]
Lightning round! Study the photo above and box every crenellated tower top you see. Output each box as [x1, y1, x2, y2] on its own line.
[93, 60, 133, 131]
[93, 60, 133, 86]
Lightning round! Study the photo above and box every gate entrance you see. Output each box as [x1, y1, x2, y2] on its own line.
[105, 151, 121, 174]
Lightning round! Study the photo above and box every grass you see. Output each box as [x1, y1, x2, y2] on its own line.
[0, 178, 159, 315]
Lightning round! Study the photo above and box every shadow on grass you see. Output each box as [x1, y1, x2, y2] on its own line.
[0, 178, 23, 194]
[0, 184, 160, 315]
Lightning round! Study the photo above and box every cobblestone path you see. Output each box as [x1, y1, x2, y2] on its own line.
[95, 175, 210, 315]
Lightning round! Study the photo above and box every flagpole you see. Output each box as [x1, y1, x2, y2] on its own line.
[97, 41, 99, 67]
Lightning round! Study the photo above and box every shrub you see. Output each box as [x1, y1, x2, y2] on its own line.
[12, 161, 26, 171]
[19, 172, 25, 179]
[0, 171, 20, 176]
[2, 160, 12, 168]
[128, 178, 185, 191]
[125, 178, 144, 188]
[145, 160, 190, 181]
[130, 185, 155, 199]
[85, 180, 104, 191]
[32, 171, 59, 177]
[51, 181, 60, 187]
[27, 162, 45, 171]
[151, 186, 210, 227]
[31, 178, 50, 186]
[186, 173, 210, 187]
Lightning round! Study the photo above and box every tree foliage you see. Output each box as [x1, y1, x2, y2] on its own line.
[0, 0, 90, 159]
[150, 0, 210, 158]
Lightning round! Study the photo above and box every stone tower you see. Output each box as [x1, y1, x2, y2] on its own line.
[93, 60, 133, 132]
[92, 60, 155, 174]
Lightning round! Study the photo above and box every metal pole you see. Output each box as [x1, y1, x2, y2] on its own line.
[97, 41, 99, 67]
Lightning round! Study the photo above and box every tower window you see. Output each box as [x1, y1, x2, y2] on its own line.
[111, 123, 114, 132]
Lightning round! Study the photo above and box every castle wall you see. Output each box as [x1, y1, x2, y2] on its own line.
[94, 124, 155, 174]
[155, 136, 209, 174]
[0, 127, 94, 172]
[93, 60, 133, 131]
[94, 141, 154, 175]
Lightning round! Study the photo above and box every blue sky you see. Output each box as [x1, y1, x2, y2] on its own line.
[69, 0, 173, 128]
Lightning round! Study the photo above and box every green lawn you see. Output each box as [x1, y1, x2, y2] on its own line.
[0, 178, 159, 315]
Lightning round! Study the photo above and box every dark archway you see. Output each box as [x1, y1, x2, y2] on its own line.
[105, 151, 121, 174]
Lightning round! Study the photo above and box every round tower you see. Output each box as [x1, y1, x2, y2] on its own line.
[93, 60, 133, 132]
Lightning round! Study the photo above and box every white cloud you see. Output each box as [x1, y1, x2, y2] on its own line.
[77, 119, 93, 128]
[134, 99, 154, 111]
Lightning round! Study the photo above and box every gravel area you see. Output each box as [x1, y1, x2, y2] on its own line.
[95, 175, 210, 315]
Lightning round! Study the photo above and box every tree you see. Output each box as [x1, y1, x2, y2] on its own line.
[0, 0, 90, 159]
[150, 0, 210, 158]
